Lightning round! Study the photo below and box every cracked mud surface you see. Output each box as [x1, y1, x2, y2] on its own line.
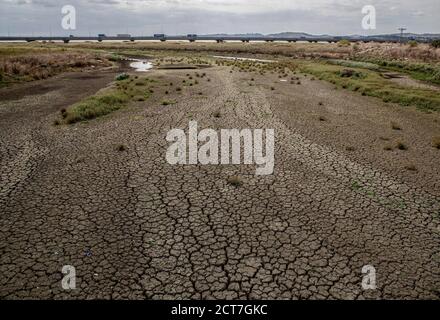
[0, 64, 439, 300]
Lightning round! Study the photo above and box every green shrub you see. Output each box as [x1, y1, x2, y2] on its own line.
[339, 69, 364, 79]
[109, 54, 123, 62]
[63, 90, 130, 124]
[431, 40, 440, 48]
[337, 39, 351, 47]
[116, 73, 129, 81]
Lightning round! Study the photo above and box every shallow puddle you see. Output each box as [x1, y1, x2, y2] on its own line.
[129, 59, 153, 72]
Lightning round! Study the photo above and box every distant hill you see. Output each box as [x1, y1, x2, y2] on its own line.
[267, 32, 332, 39]
[366, 33, 440, 41]
[200, 32, 440, 41]
[203, 33, 265, 38]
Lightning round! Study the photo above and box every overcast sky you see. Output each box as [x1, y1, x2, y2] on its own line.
[1, 0, 439, 36]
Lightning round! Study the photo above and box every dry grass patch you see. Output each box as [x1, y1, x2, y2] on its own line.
[0, 50, 111, 86]
[404, 164, 417, 171]
[161, 99, 176, 106]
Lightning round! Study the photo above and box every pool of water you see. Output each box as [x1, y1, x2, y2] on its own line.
[129, 59, 153, 72]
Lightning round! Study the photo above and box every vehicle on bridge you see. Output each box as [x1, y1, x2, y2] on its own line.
[187, 34, 197, 42]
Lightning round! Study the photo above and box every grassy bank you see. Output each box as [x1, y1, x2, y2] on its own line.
[352, 57, 440, 85]
[60, 74, 152, 124]
[300, 61, 440, 112]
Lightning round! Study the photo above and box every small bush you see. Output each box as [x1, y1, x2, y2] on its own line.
[396, 141, 408, 150]
[432, 137, 440, 149]
[337, 39, 351, 47]
[431, 40, 440, 48]
[227, 176, 243, 187]
[408, 40, 418, 48]
[108, 55, 122, 62]
[116, 73, 129, 81]
[339, 69, 363, 78]
[117, 144, 126, 152]
[391, 122, 401, 130]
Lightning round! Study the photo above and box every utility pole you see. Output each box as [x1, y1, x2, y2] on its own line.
[398, 27, 407, 44]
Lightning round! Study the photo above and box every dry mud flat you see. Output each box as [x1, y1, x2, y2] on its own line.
[0, 63, 439, 300]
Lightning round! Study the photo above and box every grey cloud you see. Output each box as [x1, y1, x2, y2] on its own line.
[0, 0, 438, 36]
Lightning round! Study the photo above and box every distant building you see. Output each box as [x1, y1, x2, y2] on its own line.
[117, 34, 131, 38]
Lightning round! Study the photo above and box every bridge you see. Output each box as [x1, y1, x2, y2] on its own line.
[0, 35, 419, 44]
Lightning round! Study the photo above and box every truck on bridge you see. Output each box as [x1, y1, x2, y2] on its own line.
[154, 34, 166, 41]
[187, 34, 197, 42]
